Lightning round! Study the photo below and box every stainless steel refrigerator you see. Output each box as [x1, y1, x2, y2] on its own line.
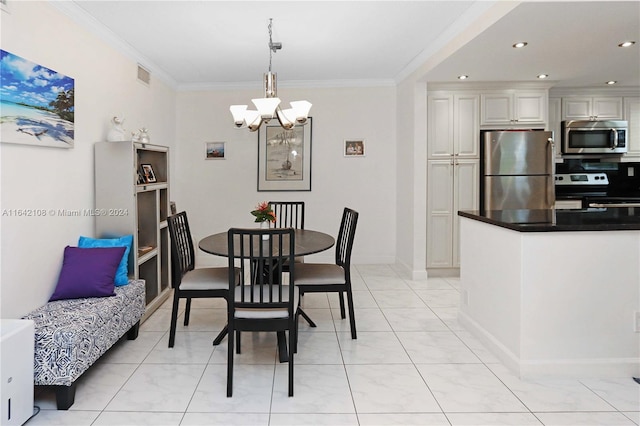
[480, 130, 555, 211]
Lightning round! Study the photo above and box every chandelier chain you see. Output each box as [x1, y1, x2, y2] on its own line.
[268, 18, 273, 72]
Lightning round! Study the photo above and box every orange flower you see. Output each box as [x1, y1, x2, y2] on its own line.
[251, 202, 276, 223]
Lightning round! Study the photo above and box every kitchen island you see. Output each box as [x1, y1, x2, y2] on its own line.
[457, 207, 640, 378]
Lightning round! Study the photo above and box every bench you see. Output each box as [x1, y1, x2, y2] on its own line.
[22, 279, 145, 410]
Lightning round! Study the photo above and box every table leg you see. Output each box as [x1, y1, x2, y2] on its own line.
[212, 324, 228, 346]
[298, 308, 317, 327]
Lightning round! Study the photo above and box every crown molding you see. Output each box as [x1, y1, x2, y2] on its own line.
[177, 78, 396, 92]
[550, 86, 640, 97]
[50, 1, 178, 90]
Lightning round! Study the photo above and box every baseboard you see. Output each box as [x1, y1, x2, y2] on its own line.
[458, 310, 640, 379]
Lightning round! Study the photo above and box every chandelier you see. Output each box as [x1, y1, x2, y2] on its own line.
[229, 19, 312, 132]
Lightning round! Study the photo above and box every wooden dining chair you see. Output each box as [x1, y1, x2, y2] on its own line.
[268, 201, 305, 230]
[269, 201, 305, 271]
[167, 211, 238, 348]
[293, 208, 359, 339]
[226, 227, 298, 397]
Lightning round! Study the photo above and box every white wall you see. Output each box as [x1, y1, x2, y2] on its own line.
[175, 86, 397, 267]
[0, 1, 177, 318]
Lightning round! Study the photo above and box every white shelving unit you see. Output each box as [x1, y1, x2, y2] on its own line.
[94, 141, 171, 320]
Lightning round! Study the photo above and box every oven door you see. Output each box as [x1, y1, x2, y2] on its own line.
[586, 197, 640, 208]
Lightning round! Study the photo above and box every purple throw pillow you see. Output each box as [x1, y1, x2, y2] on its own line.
[49, 246, 126, 301]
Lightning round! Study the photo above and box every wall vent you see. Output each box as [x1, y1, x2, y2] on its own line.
[137, 65, 151, 86]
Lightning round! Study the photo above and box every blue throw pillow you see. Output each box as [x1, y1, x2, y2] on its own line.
[49, 246, 125, 301]
[78, 235, 133, 286]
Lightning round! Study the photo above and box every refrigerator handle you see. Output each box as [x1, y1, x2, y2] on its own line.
[547, 137, 556, 208]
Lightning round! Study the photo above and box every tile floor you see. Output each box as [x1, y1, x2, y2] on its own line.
[28, 264, 639, 425]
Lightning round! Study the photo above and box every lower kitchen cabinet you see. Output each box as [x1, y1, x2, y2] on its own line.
[427, 159, 479, 268]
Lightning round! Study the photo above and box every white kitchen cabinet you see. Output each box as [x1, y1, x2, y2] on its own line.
[561, 96, 623, 120]
[427, 158, 479, 268]
[480, 90, 547, 127]
[95, 141, 171, 320]
[622, 97, 640, 160]
[428, 94, 479, 158]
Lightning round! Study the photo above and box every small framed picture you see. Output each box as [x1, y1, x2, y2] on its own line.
[141, 164, 157, 183]
[205, 141, 225, 160]
[344, 139, 365, 157]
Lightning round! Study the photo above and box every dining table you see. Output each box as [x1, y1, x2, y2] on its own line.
[198, 228, 335, 362]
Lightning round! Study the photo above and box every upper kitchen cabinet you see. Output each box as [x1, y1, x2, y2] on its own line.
[561, 96, 623, 120]
[428, 93, 479, 159]
[480, 90, 548, 127]
[623, 97, 640, 160]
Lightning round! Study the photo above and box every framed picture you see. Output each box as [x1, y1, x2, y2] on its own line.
[140, 164, 157, 183]
[344, 139, 365, 157]
[0, 49, 75, 148]
[258, 117, 312, 191]
[205, 141, 225, 159]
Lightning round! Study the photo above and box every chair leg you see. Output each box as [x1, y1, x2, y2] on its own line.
[227, 323, 234, 397]
[288, 327, 294, 397]
[168, 291, 180, 348]
[184, 297, 192, 326]
[339, 291, 346, 319]
[236, 330, 241, 354]
[346, 289, 357, 339]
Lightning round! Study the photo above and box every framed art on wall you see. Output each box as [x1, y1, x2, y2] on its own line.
[344, 139, 365, 157]
[205, 141, 225, 159]
[0, 49, 75, 148]
[258, 117, 312, 191]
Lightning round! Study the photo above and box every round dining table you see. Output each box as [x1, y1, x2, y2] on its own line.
[198, 228, 335, 258]
[198, 228, 335, 362]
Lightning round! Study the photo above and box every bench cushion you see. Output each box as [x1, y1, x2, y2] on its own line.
[22, 279, 145, 386]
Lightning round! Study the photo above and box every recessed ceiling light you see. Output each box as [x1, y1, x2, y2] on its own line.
[618, 41, 636, 47]
[537, 74, 549, 79]
[458, 75, 469, 80]
[513, 42, 528, 48]
[606, 80, 617, 85]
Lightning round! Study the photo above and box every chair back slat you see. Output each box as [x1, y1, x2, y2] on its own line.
[167, 211, 196, 288]
[335, 208, 359, 270]
[269, 201, 305, 229]
[227, 227, 295, 310]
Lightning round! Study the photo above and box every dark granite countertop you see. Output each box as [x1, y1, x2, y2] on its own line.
[458, 207, 640, 232]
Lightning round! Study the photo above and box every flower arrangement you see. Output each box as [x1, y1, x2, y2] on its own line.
[251, 201, 276, 223]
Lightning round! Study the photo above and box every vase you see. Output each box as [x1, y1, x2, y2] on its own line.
[260, 221, 269, 240]
[107, 116, 126, 142]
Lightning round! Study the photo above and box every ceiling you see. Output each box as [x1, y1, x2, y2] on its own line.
[61, 1, 640, 90]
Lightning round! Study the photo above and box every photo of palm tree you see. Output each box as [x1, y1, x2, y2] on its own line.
[0, 49, 75, 148]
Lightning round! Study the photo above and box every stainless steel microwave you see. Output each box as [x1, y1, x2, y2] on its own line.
[561, 120, 628, 155]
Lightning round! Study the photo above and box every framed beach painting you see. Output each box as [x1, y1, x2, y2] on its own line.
[258, 117, 312, 191]
[205, 141, 225, 159]
[0, 50, 75, 148]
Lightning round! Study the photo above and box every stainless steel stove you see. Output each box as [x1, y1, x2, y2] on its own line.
[555, 172, 640, 208]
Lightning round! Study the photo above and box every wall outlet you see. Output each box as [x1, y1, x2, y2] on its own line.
[635, 311, 640, 332]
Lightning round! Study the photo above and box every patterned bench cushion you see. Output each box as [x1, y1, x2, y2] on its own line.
[22, 279, 145, 386]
